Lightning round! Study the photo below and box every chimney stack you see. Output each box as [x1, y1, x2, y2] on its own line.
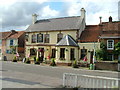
[81, 8, 86, 20]
[109, 16, 112, 22]
[32, 14, 38, 24]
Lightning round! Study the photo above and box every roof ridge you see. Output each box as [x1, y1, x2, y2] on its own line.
[37, 16, 80, 21]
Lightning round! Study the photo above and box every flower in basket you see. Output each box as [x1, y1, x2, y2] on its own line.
[16, 52, 19, 57]
[47, 55, 50, 59]
[38, 49, 44, 52]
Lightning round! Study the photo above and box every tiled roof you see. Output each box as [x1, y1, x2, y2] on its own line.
[79, 25, 101, 42]
[56, 35, 78, 47]
[0, 31, 24, 39]
[26, 16, 82, 32]
[7, 31, 25, 39]
[100, 21, 120, 38]
[0, 32, 11, 39]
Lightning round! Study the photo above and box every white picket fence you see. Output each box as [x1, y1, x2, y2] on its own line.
[63, 73, 119, 88]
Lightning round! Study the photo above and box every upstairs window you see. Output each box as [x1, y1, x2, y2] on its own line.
[107, 40, 114, 50]
[37, 33, 43, 43]
[10, 39, 14, 46]
[31, 34, 37, 43]
[25, 34, 29, 41]
[57, 33, 63, 43]
[44, 34, 49, 43]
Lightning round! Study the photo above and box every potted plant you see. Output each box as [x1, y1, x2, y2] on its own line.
[35, 57, 40, 65]
[50, 58, 56, 66]
[12, 56, 17, 62]
[25, 57, 30, 64]
[34, 56, 36, 63]
[72, 60, 78, 68]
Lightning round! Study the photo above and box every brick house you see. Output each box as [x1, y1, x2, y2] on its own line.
[0, 30, 25, 60]
[99, 16, 120, 60]
[78, 16, 120, 62]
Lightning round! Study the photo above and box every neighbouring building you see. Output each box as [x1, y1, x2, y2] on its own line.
[118, 1, 120, 21]
[78, 25, 101, 63]
[0, 30, 25, 60]
[99, 16, 120, 60]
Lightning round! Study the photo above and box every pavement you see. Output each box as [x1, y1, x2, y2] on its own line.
[1, 61, 119, 89]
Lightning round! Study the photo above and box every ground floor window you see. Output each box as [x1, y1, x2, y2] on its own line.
[70, 48, 75, 60]
[107, 54, 113, 61]
[30, 48, 37, 56]
[60, 48, 65, 59]
[81, 49, 87, 59]
[51, 48, 56, 58]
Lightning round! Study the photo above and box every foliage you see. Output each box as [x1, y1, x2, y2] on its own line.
[72, 60, 78, 68]
[34, 56, 36, 62]
[35, 57, 40, 64]
[114, 42, 120, 54]
[12, 56, 17, 62]
[25, 58, 30, 64]
[96, 40, 108, 60]
[100, 40, 107, 50]
[50, 58, 56, 66]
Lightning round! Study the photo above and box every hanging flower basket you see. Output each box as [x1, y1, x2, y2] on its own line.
[38, 49, 44, 52]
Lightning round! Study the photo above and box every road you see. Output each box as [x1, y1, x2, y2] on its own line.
[1, 61, 119, 88]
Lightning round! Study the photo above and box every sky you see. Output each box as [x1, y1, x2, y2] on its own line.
[0, 0, 119, 32]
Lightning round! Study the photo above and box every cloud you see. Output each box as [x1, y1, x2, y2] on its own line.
[0, 0, 119, 32]
[1, 2, 45, 31]
[40, 5, 59, 18]
[63, 0, 119, 24]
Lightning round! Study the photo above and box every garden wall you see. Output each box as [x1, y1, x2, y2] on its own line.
[95, 61, 118, 71]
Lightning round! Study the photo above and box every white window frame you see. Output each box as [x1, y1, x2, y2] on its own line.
[10, 39, 14, 46]
[107, 40, 114, 50]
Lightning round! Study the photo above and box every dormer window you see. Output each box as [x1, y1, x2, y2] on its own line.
[107, 40, 114, 50]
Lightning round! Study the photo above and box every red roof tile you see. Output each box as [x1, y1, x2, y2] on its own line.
[79, 25, 101, 42]
[0, 31, 24, 39]
[7, 31, 25, 39]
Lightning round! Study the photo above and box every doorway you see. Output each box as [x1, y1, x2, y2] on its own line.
[38, 48, 44, 63]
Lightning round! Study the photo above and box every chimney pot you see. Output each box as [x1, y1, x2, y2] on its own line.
[109, 16, 112, 22]
[99, 16, 102, 24]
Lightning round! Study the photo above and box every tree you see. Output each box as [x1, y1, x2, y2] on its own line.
[114, 42, 120, 62]
[96, 40, 108, 60]
[114, 42, 120, 54]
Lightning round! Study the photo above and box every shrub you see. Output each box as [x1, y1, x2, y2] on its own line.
[35, 57, 40, 65]
[25, 58, 30, 64]
[50, 58, 56, 66]
[34, 56, 36, 62]
[72, 60, 78, 68]
[12, 56, 17, 62]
